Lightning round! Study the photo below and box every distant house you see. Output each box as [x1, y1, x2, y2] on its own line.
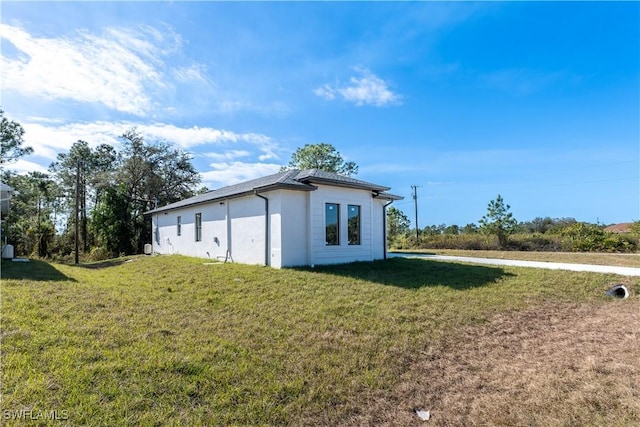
[0, 182, 14, 218]
[1, 182, 15, 256]
[604, 223, 633, 233]
[145, 169, 402, 268]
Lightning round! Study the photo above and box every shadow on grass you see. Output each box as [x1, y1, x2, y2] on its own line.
[389, 250, 437, 256]
[301, 257, 514, 290]
[1, 259, 76, 282]
[69, 258, 130, 270]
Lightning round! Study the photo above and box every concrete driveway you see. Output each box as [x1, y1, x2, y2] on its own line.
[389, 252, 640, 277]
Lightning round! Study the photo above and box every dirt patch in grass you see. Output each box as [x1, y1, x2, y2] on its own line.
[340, 299, 640, 426]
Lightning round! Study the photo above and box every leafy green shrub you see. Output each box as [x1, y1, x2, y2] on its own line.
[507, 233, 568, 252]
[600, 234, 637, 253]
[417, 234, 500, 250]
[558, 222, 638, 252]
[388, 233, 414, 250]
[87, 246, 113, 262]
[559, 223, 605, 251]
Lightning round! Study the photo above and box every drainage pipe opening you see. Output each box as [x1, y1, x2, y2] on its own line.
[606, 284, 629, 299]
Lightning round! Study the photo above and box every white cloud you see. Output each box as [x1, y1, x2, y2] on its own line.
[4, 158, 49, 175]
[203, 150, 252, 161]
[313, 84, 336, 101]
[16, 119, 279, 167]
[201, 162, 282, 188]
[0, 23, 204, 116]
[134, 122, 281, 163]
[173, 63, 213, 85]
[21, 121, 124, 160]
[314, 67, 402, 107]
[135, 123, 272, 149]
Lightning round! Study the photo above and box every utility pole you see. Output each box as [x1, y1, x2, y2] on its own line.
[74, 161, 80, 264]
[411, 185, 419, 242]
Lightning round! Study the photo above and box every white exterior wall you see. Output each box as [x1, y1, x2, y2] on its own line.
[151, 185, 389, 268]
[228, 196, 266, 265]
[372, 198, 388, 260]
[276, 190, 310, 267]
[308, 184, 387, 266]
[152, 202, 228, 259]
[151, 194, 266, 265]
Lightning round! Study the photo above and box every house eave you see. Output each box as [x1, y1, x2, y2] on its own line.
[300, 176, 390, 192]
[373, 192, 404, 201]
[144, 183, 316, 215]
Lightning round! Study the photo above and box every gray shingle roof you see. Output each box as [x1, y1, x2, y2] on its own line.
[293, 169, 390, 191]
[145, 168, 401, 214]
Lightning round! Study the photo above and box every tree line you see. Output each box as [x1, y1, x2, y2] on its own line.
[387, 197, 639, 253]
[1, 111, 201, 260]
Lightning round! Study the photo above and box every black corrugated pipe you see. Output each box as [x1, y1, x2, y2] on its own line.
[254, 191, 269, 266]
[383, 200, 394, 259]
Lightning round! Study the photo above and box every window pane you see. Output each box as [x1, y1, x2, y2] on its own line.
[195, 213, 202, 242]
[325, 203, 339, 245]
[177, 216, 182, 236]
[348, 205, 360, 245]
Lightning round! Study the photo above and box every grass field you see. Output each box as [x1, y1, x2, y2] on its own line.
[394, 249, 640, 267]
[1, 255, 639, 425]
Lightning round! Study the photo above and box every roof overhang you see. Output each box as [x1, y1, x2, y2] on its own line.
[373, 191, 404, 201]
[145, 182, 316, 215]
[299, 176, 390, 192]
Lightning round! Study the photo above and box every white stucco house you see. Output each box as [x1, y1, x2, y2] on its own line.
[145, 169, 402, 268]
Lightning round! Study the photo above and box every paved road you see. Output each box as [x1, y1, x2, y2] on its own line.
[389, 252, 640, 277]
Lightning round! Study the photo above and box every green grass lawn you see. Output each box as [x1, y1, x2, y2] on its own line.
[1, 255, 638, 425]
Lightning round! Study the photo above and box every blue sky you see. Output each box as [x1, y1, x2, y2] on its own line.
[1, 1, 638, 227]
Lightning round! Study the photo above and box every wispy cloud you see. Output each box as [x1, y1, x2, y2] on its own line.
[173, 63, 213, 85]
[135, 123, 272, 149]
[21, 121, 124, 160]
[314, 67, 402, 107]
[5, 158, 49, 175]
[15, 118, 287, 188]
[202, 150, 252, 161]
[18, 119, 279, 165]
[201, 162, 282, 189]
[0, 23, 207, 116]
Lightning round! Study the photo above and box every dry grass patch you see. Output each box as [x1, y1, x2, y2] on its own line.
[343, 299, 640, 426]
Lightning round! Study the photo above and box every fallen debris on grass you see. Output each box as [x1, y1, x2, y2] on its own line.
[414, 408, 431, 421]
